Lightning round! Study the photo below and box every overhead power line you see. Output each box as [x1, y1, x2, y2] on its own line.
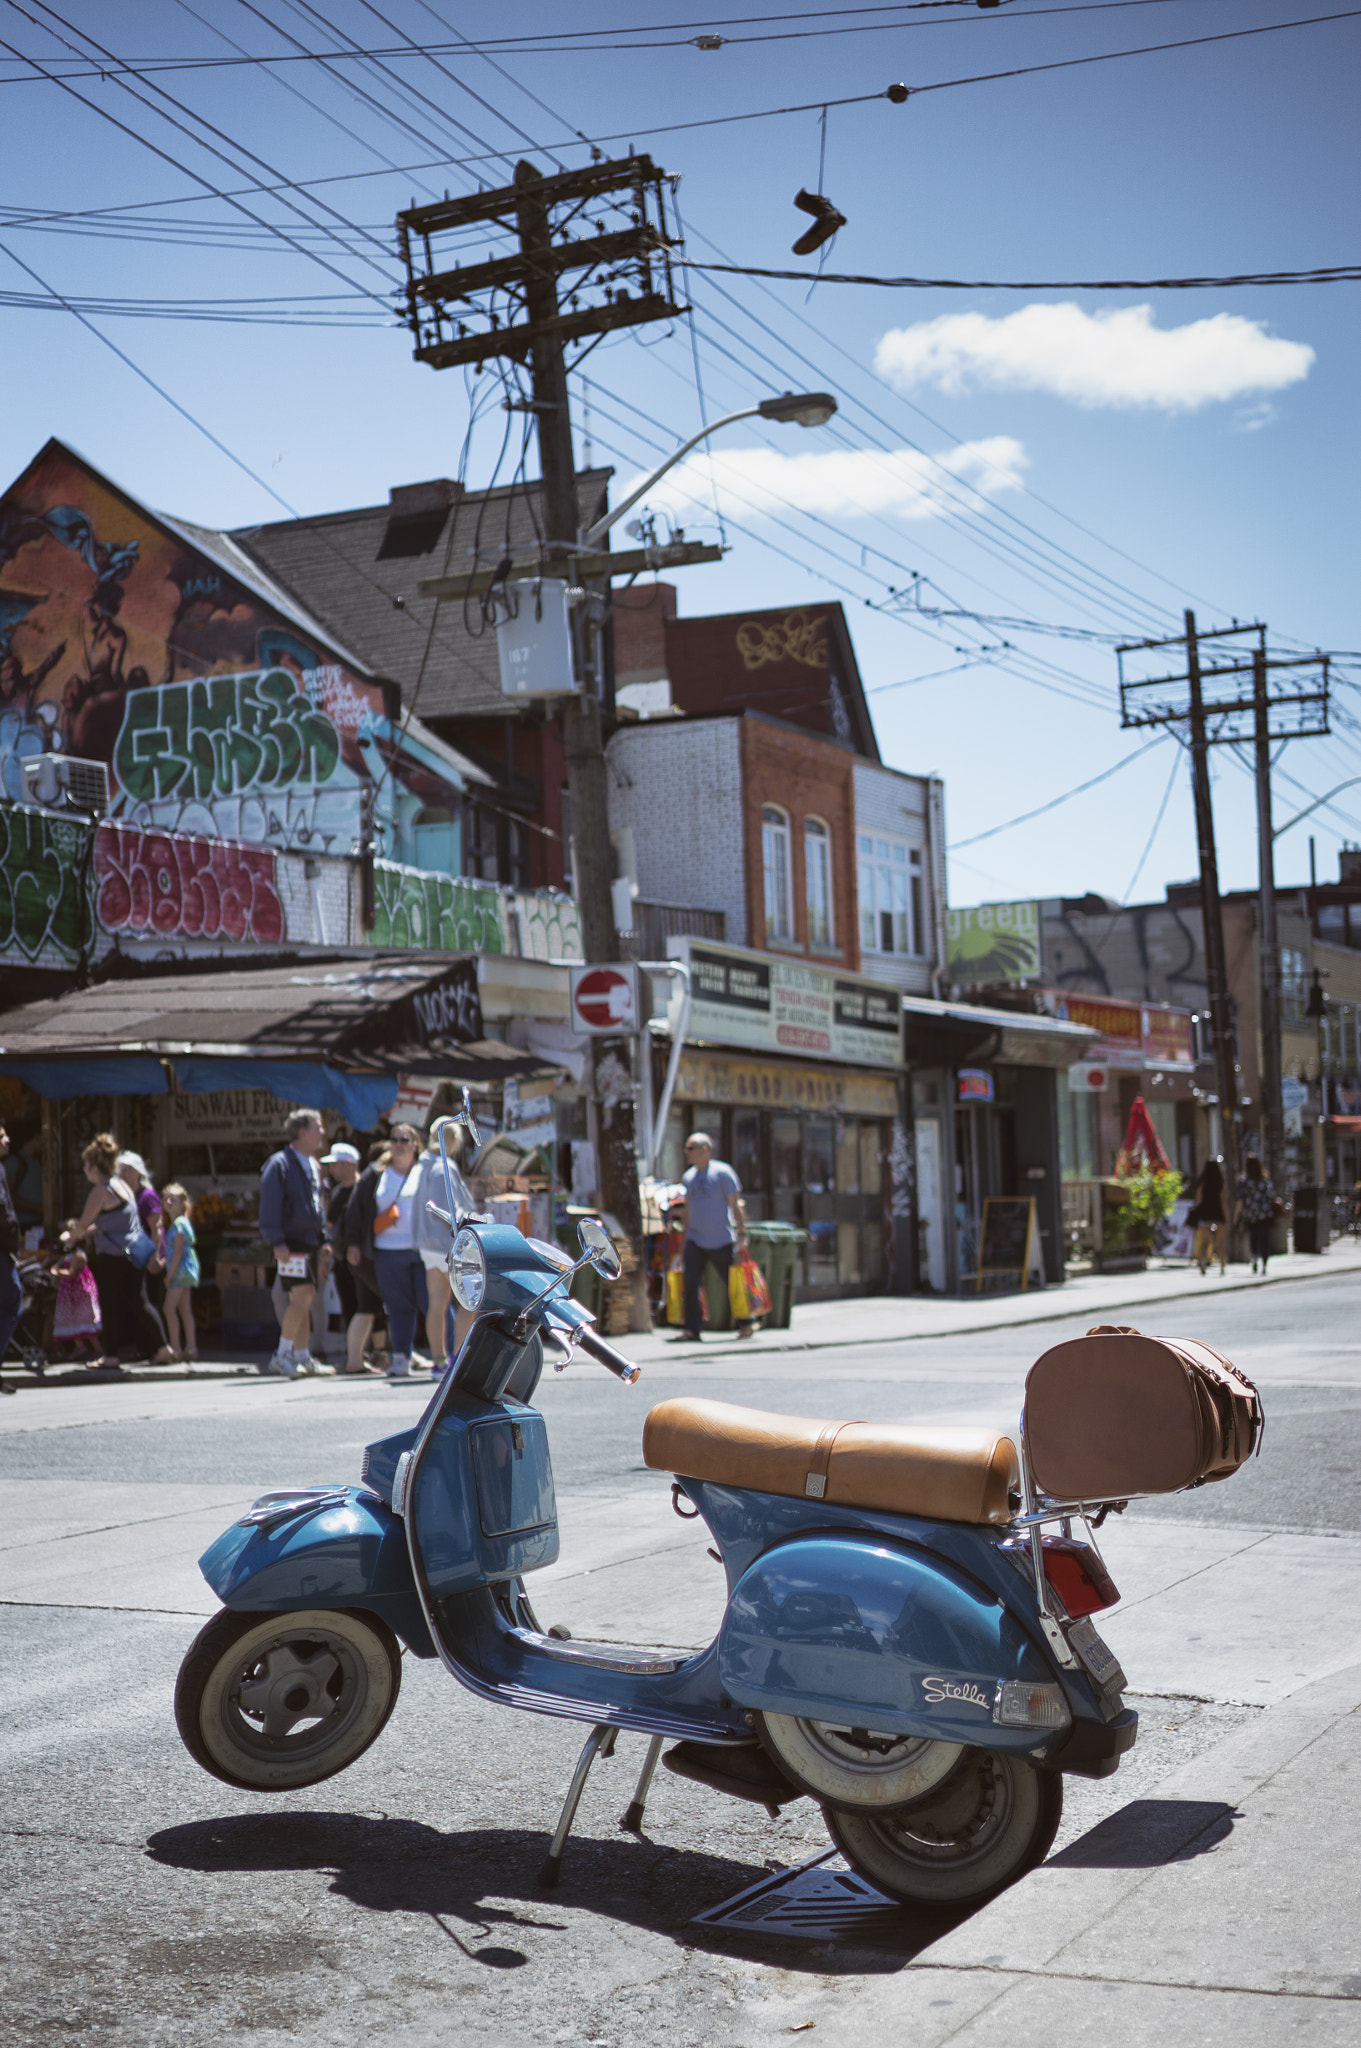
[948, 736, 1167, 848]
[677, 260, 1361, 290]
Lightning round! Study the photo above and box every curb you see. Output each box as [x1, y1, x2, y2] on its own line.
[5, 1249, 1359, 1385]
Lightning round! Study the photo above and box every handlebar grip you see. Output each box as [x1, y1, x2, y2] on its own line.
[577, 1326, 643, 1385]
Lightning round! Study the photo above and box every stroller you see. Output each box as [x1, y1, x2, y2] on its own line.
[5, 1254, 58, 1374]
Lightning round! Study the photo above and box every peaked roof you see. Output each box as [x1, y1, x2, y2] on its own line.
[232, 469, 614, 723]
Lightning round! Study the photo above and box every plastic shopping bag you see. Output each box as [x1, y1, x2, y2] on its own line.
[728, 1259, 749, 1322]
[666, 1262, 685, 1326]
[738, 1251, 772, 1319]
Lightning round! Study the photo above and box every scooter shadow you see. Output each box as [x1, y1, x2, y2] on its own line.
[143, 1811, 960, 1972]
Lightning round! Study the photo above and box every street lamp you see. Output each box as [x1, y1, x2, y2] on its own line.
[580, 389, 838, 549]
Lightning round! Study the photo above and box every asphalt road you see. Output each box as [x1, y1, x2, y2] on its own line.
[2, 1272, 1357, 2047]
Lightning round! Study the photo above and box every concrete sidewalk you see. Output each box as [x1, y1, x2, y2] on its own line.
[798, 1659, 1361, 2043]
[4, 1237, 1359, 1386]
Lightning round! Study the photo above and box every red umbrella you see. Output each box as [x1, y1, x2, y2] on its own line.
[1116, 1094, 1172, 1177]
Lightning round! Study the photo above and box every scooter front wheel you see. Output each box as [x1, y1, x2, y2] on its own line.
[175, 1607, 401, 1792]
[824, 1749, 1062, 1907]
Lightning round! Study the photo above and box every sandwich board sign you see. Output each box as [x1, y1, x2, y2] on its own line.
[570, 963, 641, 1035]
[976, 1196, 1041, 1293]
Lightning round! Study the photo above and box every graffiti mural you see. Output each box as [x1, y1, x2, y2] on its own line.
[370, 863, 504, 954]
[93, 823, 284, 945]
[0, 440, 388, 852]
[0, 804, 88, 963]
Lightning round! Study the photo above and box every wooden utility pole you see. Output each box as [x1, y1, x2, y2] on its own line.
[1183, 611, 1240, 1207]
[395, 156, 697, 1312]
[1116, 616, 1330, 1222]
[1253, 644, 1286, 1190]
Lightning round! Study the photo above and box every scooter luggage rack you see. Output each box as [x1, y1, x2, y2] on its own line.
[1013, 1419, 1129, 1669]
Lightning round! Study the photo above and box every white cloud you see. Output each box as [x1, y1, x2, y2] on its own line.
[874, 303, 1314, 413]
[627, 437, 1027, 526]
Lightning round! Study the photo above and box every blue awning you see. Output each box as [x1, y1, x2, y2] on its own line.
[174, 1057, 398, 1129]
[0, 1056, 168, 1100]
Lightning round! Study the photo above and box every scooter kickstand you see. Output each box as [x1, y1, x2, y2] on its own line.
[538, 1723, 615, 1889]
[620, 1734, 664, 1834]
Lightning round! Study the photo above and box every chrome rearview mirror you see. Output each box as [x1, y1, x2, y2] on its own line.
[578, 1216, 622, 1283]
[454, 1085, 481, 1150]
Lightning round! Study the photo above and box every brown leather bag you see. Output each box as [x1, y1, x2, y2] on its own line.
[1023, 1324, 1264, 1502]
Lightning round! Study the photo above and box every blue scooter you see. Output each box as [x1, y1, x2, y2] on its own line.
[176, 1096, 1138, 1908]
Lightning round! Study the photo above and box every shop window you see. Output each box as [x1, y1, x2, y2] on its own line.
[804, 1115, 835, 1194]
[1059, 1087, 1100, 1180]
[763, 805, 793, 942]
[771, 1114, 801, 1223]
[860, 1122, 883, 1199]
[733, 1110, 764, 1215]
[805, 817, 834, 947]
[858, 833, 924, 956]
[806, 1219, 838, 1288]
[837, 1220, 862, 1287]
[1280, 946, 1308, 1023]
[835, 1118, 860, 1194]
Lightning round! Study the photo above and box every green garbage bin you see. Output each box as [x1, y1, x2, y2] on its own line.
[745, 1220, 807, 1330]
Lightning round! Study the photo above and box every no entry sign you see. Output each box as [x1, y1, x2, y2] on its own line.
[569, 962, 641, 1035]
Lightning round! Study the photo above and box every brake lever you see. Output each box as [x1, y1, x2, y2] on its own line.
[541, 1324, 579, 1372]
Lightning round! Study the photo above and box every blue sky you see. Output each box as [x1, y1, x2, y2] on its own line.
[3, 0, 1358, 909]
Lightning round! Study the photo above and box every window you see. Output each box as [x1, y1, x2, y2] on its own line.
[805, 818, 834, 946]
[858, 833, 925, 955]
[1280, 946, 1308, 1023]
[763, 804, 793, 941]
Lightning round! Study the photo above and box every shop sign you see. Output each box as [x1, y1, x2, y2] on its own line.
[946, 901, 1041, 986]
[958, 1068, 994, 1104]
[1041, 990, 1194, 1070]
[167, 1088, 307, 1146]
[675, 1051, 899, 1118]
[672, 938, 902, 1069]
[1283, 1075, 1311, 1112]
[1069, 1062, 1110, 1092]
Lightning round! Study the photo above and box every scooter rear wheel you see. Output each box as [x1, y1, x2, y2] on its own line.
[757, 1711, 962, 1810]
[824, 1748, 1062, 1907]
[175, 1606, 401, 1791]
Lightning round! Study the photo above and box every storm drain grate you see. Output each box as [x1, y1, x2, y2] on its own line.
[692, 1848, 908, 1944]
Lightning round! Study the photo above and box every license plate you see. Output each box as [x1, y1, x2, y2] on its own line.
[1066, 1618, 1126, 1693]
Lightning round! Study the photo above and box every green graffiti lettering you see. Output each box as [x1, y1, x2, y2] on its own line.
[113, 670, 344, 807]
[368, 864, 504, 955]
[0, 805, 88, 962]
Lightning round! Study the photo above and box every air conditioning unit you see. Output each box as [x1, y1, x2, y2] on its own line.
[20, 754, 111, 817]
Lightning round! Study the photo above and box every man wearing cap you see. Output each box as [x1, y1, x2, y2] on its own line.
[322, 1139, 381, 1376]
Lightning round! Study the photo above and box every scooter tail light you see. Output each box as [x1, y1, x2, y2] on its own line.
[993, 1681, 1071, 1730]
[1041, 1537, 1120, 1617]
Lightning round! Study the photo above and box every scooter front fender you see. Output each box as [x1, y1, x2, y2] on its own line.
[717, 1533, 1056, 1751]
[199, 1487, 436, 1657]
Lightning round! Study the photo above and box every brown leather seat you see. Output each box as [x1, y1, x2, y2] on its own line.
[643, 1397, 1019, 1527]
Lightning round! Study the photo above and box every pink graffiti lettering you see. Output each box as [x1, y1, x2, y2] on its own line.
[94, 823, 284, 944]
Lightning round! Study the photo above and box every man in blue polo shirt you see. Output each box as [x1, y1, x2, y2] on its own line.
[678, 1130, 750, 1342]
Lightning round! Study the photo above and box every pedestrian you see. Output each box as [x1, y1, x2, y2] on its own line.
[66, 1133, 172, 1369]
[258, 1108, 335, 1378]
[1190, 1155, 1228, 1277]
[415, 1117, 475, 1377]
[321, 1140, 379, 1375]
[362, 1123, 428, 1380]
[116, 1152, 165, 1263]
[1236, 1153, 1279, 1276]
[677, 1129, 752, 1343]
[0, 1119, 21, 1391]
[162, 1184, 199, 1361]
[50, 1243, 102, 1362]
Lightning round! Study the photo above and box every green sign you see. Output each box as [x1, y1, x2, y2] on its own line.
[946, 900, 1041, 986]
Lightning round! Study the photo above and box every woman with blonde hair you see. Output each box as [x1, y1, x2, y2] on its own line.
[66, 1134, 172, 1369]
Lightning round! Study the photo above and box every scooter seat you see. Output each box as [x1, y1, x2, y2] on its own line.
[643, 1398, 1018, 1526]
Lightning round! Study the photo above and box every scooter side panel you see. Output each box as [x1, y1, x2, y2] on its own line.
[717, 1532, 1055, 1749]
[200, 1489, 436, 1656]
[412, 1403, 560, 1596]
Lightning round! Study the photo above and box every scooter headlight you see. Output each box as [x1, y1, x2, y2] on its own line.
[449, 1226, 487, 1311]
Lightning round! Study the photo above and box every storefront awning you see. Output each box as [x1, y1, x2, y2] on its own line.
[901, 994, 1098, 1070]
[0, 953, 564, 1123]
